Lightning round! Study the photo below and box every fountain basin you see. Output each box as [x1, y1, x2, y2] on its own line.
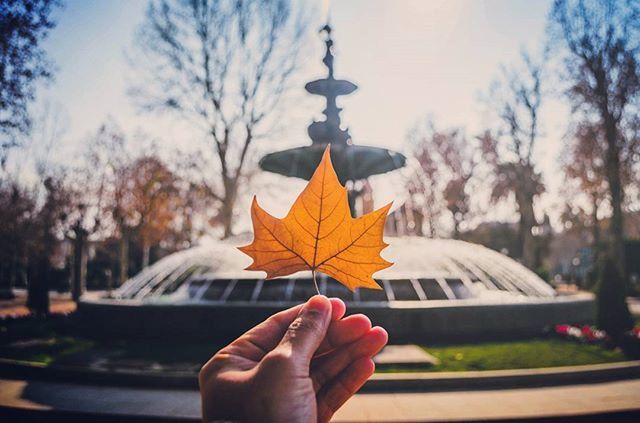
[76, 237, 595, 343]
[259, 143, 406, 183]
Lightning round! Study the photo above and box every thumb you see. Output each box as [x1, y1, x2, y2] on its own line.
[277, 295, 332, 363]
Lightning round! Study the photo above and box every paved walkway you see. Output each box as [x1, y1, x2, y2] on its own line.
[335, 380, 640, 421]
[1, 377, 639, 421]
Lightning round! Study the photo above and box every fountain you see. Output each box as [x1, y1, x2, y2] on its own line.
[260, 24, 406, 212]
[79, 235, 594, 343]
[76, 24, 594, 343]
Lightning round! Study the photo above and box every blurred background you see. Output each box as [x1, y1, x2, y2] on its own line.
[1, 0, 639, 421]
[2, 0, 639, 304]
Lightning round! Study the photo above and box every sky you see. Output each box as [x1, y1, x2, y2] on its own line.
[29, 0, 571, 231]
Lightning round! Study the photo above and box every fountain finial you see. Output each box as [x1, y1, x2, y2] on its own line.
[320, 24, 334, 78]
[304, 23, 357, 146]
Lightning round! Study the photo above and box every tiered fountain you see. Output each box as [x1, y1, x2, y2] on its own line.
[260, 24, 406, 186]
[77, 25, 594, 343]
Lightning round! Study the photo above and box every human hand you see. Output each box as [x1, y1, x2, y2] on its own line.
[199, 295, 388, 422]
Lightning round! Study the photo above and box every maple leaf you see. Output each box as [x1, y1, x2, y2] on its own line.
[239, 146, 392, 292]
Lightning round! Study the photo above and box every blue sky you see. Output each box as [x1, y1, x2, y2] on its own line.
[33, 0, 569, 229]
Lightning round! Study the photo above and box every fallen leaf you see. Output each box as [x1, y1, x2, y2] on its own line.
[239, 146, 392, 291]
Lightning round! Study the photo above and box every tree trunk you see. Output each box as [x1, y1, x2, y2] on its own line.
[585, 193, 601, 288]
[452, 219, 460, 240]
[71, 227, 87, 301]
[413, 209, 424, 236]
[591, 192, 601, 261]
[119, 230, 129, 285]
[142, 240, 150, 269]
[221, 201, 234, 239]
[0, 251, 16, 299]
[603, 116, 625, 277]
[27, 253, 50, 317]
[522, 222, 536, 270]
[105, 269, 113, 295]
[591, 195, 600, 246]
[10, 251, 16, 291]
[427, 212, 436, 238]
[221, 178, 238, 239]
[517, 191, 537, 270]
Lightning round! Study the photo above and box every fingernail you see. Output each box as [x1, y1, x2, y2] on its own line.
[306, 295, 330, 313]
[329, 297, 345, 306]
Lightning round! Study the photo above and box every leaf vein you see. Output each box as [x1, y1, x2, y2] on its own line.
[254, 210, 311, 268]
[316, 211, 386, 268]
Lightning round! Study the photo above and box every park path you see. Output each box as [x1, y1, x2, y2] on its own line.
[335, 379, 640, 421]
[0, 376, 639, 421]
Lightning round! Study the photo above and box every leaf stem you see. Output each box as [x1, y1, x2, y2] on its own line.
[312, 270, 320, 295]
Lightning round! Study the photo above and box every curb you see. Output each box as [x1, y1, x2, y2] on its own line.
[0, 359, 199, 390]
[365, 360, 640, 392]
[1, 358, 639, 392]
[0, 406, 198, 423]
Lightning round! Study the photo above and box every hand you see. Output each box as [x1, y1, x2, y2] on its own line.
[199, 295, 388, 422]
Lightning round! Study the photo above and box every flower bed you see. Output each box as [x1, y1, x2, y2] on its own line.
[552, 324, 640, 358]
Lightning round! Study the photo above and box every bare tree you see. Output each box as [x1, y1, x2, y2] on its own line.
[404, 176, 439, 237]
[83, 122, 132, 285]
[561, 121, 608, 273]
[407, 120, 478, 239]
[0, 181, 35, 298]
[481, 51, 546, 269]
[131, 0, 307, 238]
[550, 0, 640, 275]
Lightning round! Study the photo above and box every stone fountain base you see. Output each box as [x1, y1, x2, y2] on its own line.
[75, 292, 595, 343]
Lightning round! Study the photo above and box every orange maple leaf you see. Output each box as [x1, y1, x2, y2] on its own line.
[239, 146, 392, 292]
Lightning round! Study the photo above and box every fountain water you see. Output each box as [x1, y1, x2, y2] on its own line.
[78, 237, 594, 343]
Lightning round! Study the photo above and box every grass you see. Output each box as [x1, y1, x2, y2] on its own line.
[417, 339, 627, 372]
[0, 317, 632, 373]
[0, 335, 628, 374]
[0, 336, 94, 365]
[0, 333, 220, 372]
[0, 317, 219, 370]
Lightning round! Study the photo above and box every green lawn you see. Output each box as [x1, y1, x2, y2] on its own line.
[0, 334, 629, 374]
[0, 336, 94, 366]
[419, 339, 626, 372]
[0, 317, 631, 372]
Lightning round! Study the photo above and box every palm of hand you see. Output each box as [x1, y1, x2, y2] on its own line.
[199, 296, 387, 422]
